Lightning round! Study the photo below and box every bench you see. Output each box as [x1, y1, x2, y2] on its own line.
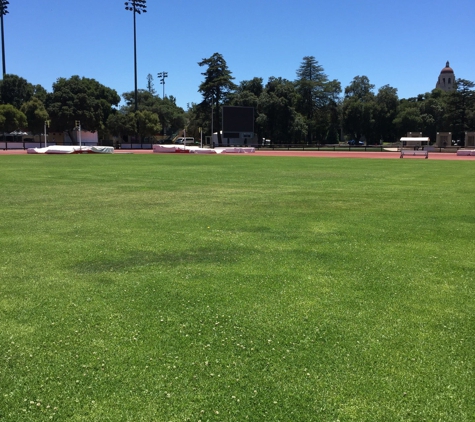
[456, 150, 475, 156]
[400, 149, 428, 159]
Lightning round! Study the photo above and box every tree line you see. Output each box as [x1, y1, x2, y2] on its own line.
[0, 74, 186, 143]
[1, 54, 475, 145]
[189, 54, 475, 145]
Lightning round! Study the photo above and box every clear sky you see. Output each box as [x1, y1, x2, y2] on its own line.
[4, 0, 475, 110]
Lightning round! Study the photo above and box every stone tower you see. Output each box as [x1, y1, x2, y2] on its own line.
[436, 61, 455, 92]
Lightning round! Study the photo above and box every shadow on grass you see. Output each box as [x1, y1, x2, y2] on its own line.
[71, 247, 245, 276]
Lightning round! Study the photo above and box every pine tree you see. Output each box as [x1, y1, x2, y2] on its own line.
[295, 57, 341, 143]
[198, 53, 236, 145]
[146, 74, 156, 95]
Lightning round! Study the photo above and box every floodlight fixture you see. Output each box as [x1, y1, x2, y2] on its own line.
[157, 71, 168, 99]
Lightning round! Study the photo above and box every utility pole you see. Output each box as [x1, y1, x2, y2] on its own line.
[124, 0, 147, 112]
[44, 120, 50, 148]
[75, 120, 82, 148]
[0, 0, 9, 76]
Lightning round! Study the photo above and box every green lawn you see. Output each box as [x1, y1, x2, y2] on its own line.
[1, 155, 474, 421]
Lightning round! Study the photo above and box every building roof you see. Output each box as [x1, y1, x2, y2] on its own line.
[400, 137, 430, 143]
[440, 61, 454, 74]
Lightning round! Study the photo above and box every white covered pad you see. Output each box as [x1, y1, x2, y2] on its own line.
[153, 145, 183, 153]
[218, 147, 255, 153]
[153, 145, 255, 154]
[28, 146, 114, 154]
[191, 149, 217, 154]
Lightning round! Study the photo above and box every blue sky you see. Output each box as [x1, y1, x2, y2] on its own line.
[5, 0, 475, 110]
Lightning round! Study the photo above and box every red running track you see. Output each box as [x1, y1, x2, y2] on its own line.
[252, 150, 475, 160]
[1, 149, 474, 160]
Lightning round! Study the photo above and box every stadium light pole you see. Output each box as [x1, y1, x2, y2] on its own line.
[124, 0, 147, 112]
[0, 0, 8, 76]
[157, 71, 168, 99]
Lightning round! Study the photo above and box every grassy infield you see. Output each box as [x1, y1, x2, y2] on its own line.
[0, 154, 474, 421]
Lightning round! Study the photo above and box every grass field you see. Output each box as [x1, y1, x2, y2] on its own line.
[1, 154, 474, 421]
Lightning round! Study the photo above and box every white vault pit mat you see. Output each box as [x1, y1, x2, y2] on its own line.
[27, 146, 114, 154]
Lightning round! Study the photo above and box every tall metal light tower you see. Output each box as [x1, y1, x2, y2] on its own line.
[158, 71, 168, 99]
[124, 0, 147, 112]
[0, 0, 8, 76]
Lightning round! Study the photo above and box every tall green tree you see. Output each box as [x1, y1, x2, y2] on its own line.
[0, 74, 34, 109]
[345, 75, 374, 99]
[393, 91, 451, 143]
[236, 78, 264, 99]
[317, 80, 342, 143]
[393, 98, 423, 137]
[230, 78, 264, 142]
[146, 74, 156, 95]
[198, 52, 237, 145]
[295, 57, 341, 143]
[419, 89, 448, 142]
[106, 110, 137, 142]
[295, 58, 326, 120]
[122, 89, 158, 111]
[20, 97, 49, 135]
[46, 76, 120, 138]
[446, 79, 475, 144]
[135, 110, 161, 140]
[158, 96, 185, 137]
[258, 77, 306, 143]
[106, 109, 161, 142]
[121, 89, 185, 136]
[0, 104, 27, 133]
[185, 102, 212, 141]
[342, 76, 376, 143]
[231, 77, 263, 109]
[374, 85, 399, 143]
[32, 84, 48, 103]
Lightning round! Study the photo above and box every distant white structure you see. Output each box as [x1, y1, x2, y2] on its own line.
[400, 137, 430, 148]
[436, 61, 455, 92]
[211, 131, 258, 147]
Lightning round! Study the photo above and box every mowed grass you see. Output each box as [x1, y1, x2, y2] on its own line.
[0, 154, 474, 421]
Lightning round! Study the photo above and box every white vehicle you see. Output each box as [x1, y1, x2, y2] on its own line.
[174, 137, 195, 146]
